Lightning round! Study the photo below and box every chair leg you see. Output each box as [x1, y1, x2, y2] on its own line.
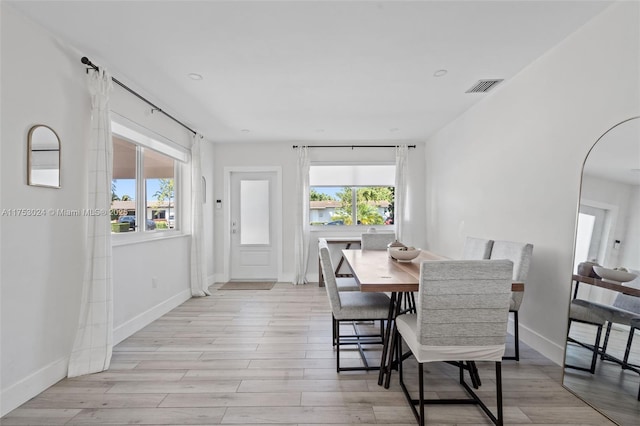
[418, 362, 425, 426]
[335, 318, 340, 373]
[495, 362, 503, 426]
[623, 325, 636, 365]
[565, 318, 603, 374]
[503, 310, 519, 361]
[332, 315, 337, 347]
[600, 322, 612, 360]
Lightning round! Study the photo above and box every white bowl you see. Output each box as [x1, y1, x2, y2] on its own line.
[388, 247, 421, 262]
[592, 266, 637, 283]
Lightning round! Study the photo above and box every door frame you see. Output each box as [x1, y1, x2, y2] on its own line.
[223, 166, 283, 282]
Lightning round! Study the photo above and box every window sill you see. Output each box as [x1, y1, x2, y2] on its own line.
[310, 225, 395, 233]
[112, 230, 188, 247]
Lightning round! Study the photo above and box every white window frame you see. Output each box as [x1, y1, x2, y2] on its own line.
[309, 162, 396, 233]
[110, 114, 189, 245]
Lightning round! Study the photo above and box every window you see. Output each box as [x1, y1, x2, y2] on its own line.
[309, 165, 395, 227]
[110, 121, 183, 234]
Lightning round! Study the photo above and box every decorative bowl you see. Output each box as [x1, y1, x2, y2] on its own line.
[592, 266, 637, 283]
[388, 247, 421, 262]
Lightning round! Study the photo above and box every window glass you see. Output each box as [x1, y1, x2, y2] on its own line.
[145, 147, 176, 232]
[309, 165, 395, 227]
[240, 180, 270, 244]
[110, 130, 179, 235]
[111, 137, 137, 232]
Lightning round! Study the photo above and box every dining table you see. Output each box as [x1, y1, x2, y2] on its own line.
[572, 274, 640, 299]
[341, 248, 525, 388]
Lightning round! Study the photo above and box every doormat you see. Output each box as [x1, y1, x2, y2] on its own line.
[219, 281, 276, 290]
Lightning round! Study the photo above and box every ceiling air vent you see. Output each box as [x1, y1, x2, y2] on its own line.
[465, 79, 504, 93]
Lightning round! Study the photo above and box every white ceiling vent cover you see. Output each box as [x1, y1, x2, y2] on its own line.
[465, 79, 504, 93]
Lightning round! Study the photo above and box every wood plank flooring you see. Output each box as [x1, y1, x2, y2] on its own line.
[564, 322, 640, 425]
[2, 282, 617, 425]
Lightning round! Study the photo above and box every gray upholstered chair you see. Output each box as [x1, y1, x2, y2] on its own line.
[395, 259, 514, 426]
[489, 240, 534, 361]
[462, 236, 493, 260]
[600, 271, 640, 359]
[319, 244, 390, 372]
[318, 239, 359, 291]
[361, 232, 396, 250]
[566, 299, 608, 374]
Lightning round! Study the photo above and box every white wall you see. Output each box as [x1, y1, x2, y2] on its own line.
[211, 141, 426, 283]
[0, 4, 195, 415]
[424, 2, 640, 365]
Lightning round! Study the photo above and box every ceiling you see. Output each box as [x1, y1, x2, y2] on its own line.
[8, 1, 614, 144]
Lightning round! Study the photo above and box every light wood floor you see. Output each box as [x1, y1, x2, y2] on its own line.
[2, 282, 617, 425]
[564, 322, 640, 425]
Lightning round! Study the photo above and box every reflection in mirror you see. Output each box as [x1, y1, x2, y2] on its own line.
[563, 117, 640, 425]
[27, 125, 60, 188]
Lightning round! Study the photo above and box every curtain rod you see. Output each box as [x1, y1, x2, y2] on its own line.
[81, 57, 197, 136]
[292, 144, 416, 149]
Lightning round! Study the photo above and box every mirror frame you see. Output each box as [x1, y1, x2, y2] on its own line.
[562, 115, 640, 424]
[27, 124, 61, 188]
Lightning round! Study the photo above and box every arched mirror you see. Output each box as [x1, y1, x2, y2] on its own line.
[563, 117, 640, 425]
[27, 124, 60, 188]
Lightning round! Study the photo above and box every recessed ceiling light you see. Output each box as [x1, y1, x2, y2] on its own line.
[188, 73, 203, 80]
[389, 128, 400, 132]
[241, 129, 250, 133]
[433, 69, 448, 77]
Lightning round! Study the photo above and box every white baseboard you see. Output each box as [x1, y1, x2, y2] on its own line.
[279, 272, 294, 283]
[509, 316, 566, 366]
[113, 289, 192, 345]
[1, 356, 69, 417]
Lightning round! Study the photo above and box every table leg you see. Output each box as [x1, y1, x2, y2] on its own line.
[378, 292, 398, 386]
[383, 293, 412, 389]
[334, 243, 353, 277]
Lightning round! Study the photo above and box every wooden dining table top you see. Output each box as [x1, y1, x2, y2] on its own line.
[341, 249, 525, 293]
[572, 274, 640, 297]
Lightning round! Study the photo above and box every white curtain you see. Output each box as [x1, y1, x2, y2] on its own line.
[293, 146, 310, 284]
[68, 68, 114, 377]
[190, 134, 211, 297]
[394, 145, 409, 243]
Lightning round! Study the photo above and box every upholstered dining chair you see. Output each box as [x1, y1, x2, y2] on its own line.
[361, 232, 396, 250]
[489, 240, 534, 361]
[319, 243, 391, 372]
[599, 271, 640, 360]
[395, 259, 514, 426]
[462, 236, 493, 260]
[565, 299, 608, 374]
[318, 239, 360, 292]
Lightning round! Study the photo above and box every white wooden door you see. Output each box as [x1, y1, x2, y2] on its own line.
[229, 171, 278, 280]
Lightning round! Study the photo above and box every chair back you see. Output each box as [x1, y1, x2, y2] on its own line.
[361, 233, 396, 250]
[613, 270, 640, 313]
[489, 240, 533, 282]
[318, 240, 342, 311]
[462, 237, 493, 260]
[417, 260, 513, 346]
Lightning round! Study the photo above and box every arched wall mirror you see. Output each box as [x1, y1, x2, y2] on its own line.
[563, 117, 640, 425]
[27, 124, 60, 188]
